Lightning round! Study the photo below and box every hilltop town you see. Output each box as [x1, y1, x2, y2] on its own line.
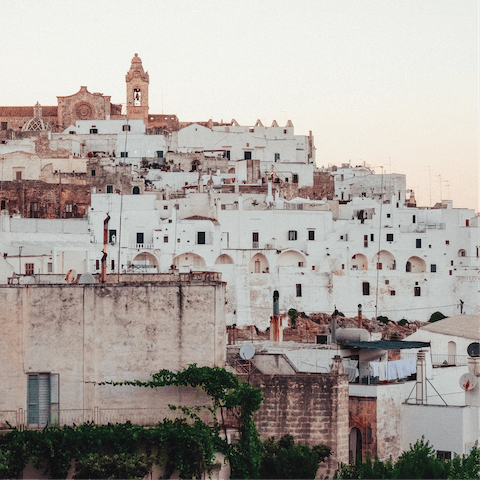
[0, 54, 478, 478]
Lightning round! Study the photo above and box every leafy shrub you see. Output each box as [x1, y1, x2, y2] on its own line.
[398, 319, 408, 327]
[377, 316, 389, 324]
[260, 434, 331, 479]
[429, 311, 446, 323]
[288, 309, 298, 328]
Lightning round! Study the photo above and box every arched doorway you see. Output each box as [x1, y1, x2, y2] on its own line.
[277, 250, 307, 268]
[406, 256, 426, 273]
[215, 254, 234, 265]
[132, 186, 140, 194]
[351, 254, 368, 271]
[349, 427, 362, 464]
[173, 252, 206, 270]
[131, 252, 159, 272]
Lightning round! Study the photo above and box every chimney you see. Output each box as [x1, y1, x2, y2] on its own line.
[416, 350, 427, 404]
[357, 304, 362, 328]
[331, 355, 345, 374]
[270, 290, 282, 342]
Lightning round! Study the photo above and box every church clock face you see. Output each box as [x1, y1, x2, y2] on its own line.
[75, 102, 93, 120]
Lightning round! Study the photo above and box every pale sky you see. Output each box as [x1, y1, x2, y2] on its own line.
[1, 0, 478, 211]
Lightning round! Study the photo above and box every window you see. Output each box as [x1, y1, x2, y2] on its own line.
[96, 260, 100, 270]
[446, 240, 449, 245]
[341, 264, 344, 269]
[27, 373, 59, 426]
[370, 234, 374, 241]
[288, 230, 297, 241]
[390, 290, 396, 296]
[385, 280, 389, 285]
[416, 239, 422, 248]
[106, 185, 113, 194]
[252, 232, 259, 248]
[274, 153, 280, 162]
[136, 232, 144, 244]
[120, 152, 128, 158]
[449, 270, 452, 275]
[69, 131, 75, 134]
[163, 205, 168, 210]
[386, 233, 394, 242]
[65, 203, 73, 213]
[1, 122, 7, 130]
[414, 287, 421, 296]
[164, 236, 168, 243]
[123, 125, 131, 131]
[90, 128, 98, 134]
[312, 266, 315, 271]
[244, 151, 252, 160]
[292, 174, 298, 184]
[197, 232, 206, 245]
[283, 129, 287, 134]
[223, 150, 230, 160]
[377, 263, 382, 270]
[16, 171, 22, 180]
[437, 451, 451, 460]
[29, 202, 39, 218]
[91, 169, 96, 176]
[451, 260, 453, 266]
[362, 282, 370, 296]
[109, 230, 116, 244]
[298, 262, 304, 267]
[156, 150, 164, 158]
[111, 259, 115, 270]
[296, 284, 302, 297]
[412, 215, 416, 224]
[386, 214, 390, 218]
[430, 264, 436, 273]
[308, 230, 315, 241]
[25, 263, 34, 275]
[47, 262, 52, 273]
[364, 235, 368, 247]
[1, 200, 5, 210]
[132, 186, 140, 195]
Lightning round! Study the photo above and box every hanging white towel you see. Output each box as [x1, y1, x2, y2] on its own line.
[387, 361, 398, 380]
[371, 362, 380, 377]
[378, 362, 387, 381]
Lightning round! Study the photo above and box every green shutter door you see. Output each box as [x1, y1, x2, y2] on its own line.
[38, 374, 51, 426]
[27, 374, 39, 425]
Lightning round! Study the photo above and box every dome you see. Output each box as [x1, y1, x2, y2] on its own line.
[22, 103, 52, 132]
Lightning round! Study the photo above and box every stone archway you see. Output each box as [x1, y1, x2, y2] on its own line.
[173, 252, 206, 269]
[131, 252, 159, 272]
[249, 253, 269, 273]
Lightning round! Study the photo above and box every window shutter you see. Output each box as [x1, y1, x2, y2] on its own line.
[38, 374, 51, 426]
[27, 374, 39, 425]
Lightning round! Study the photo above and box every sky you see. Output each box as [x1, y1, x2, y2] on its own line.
[1, 0, 478, 211]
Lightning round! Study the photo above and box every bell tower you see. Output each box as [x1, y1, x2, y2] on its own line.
[125, 53, 149, 122]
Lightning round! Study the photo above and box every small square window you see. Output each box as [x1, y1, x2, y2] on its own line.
[341, 264, 345, 269]
[163, 205, 168, 210]
[156, 150, 164, 158]
[123, 125, 131, 131]
[308, 230, 315, 241]
[177, 238, 180, 243]
[390, 290, 396, 296]
[288, 230, 297, 241]
[386, 214, 391, 218]
[386, 233, 394, 242]
[90, 128, 98, 134]
[363, 282, 370, 296]
[414, 286, 421, 296]
[121, 152, 128, 158]
[244, 151, 252, 160]
[377, 263, 382, 270]
[16, 171, 22, 180]
[25, 263, 34, 275]
[107, 185, 113, 193]
[47, 262, 53, 273]
[91, 169, 96, 176]
[292, 174, 298, 183]
[296, 284, 302, 297]
[298, 262, 304, 267]
[274, 153, 280, 162]
[1, 122, 7, 130]
[136, 232, 144, 244]
[430, 264, 436, 272]
[449, 270, 452, 275]
[312, 266, 315, 271]
[446, 240, 450, 245]
[164, 236, 168, 243]
[385, 280, 389, 285]
[416, 239, 422, 248]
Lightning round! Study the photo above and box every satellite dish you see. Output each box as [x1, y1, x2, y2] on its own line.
[65, 269, 77, 284]
[459, 373, 477, 391]
[467, 342, 479, 358]
[239, 343, 255, 360]
[78, 273, 95, 284]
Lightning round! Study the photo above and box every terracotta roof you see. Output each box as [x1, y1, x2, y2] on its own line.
[0, 106, 57, 117]
[183, 215, 220, 225]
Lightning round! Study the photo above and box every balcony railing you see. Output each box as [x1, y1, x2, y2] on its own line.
[129, 243, 154, 249]
[0, 407, 211, 430]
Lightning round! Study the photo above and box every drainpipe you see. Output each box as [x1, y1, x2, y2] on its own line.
[358, 304, 362, 328]
[101, 213, 110, 283]
[416, 350, 427, 404]
[271, 290, 280, 342]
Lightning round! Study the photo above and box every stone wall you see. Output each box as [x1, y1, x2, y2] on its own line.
[86, 159, 143, 195]
[0, 180, 91, 219]
[251, 373, 349, 478]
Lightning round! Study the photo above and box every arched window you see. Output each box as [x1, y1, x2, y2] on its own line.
[132, 186, 140, 195]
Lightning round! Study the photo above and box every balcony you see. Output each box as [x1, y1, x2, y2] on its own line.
[129, 243, 154, 249]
